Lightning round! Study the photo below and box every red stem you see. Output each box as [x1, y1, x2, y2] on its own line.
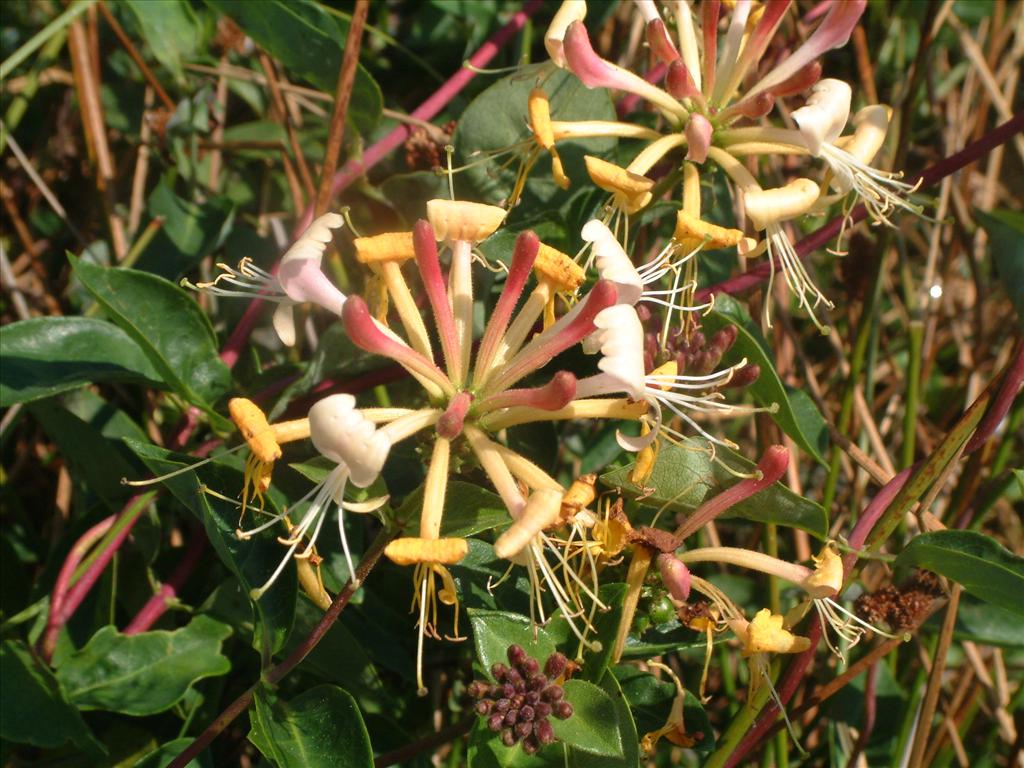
[123, 530, 207, 635]
[39, 515, 116, 661]
[696, 112, 1024, 302]
[219, 1, 543, 370]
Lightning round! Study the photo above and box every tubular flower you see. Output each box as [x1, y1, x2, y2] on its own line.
[185, 213, 347, 346]
[743, 178, 833, 332]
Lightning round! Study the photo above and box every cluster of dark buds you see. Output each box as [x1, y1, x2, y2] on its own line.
[468, 644, 574, 754]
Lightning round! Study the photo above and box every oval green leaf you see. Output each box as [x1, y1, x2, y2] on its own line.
[69, 255, 231, 409]
[550, 679, 623, 757]
[54, 615, 231, 716]
[703, 294, 829, 464]
[249, 685, 374, 768]
[895, 530, 1024, 616]
[0, 317, 162, 406]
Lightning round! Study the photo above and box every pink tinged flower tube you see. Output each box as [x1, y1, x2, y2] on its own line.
[274, 212, 348, 346]
[666, 59, 701, 101]
[486, 279, 618, 394]
[676, 445, 790, 540]
[747, 0, 867, 98]
[719, 0, 792, 101]
[685, 114, 713, 163]
[646, 19, 681, 65]
[413, 219, 461, 380]
[545, 0, 587, 68]
[342, 295, 454, 396]
[563, 22, 687, 121]
[701, 0, 721, 97]
[476, 371, 577, 414]
[657, 553, 692, 602]
[474, 231, 541, 383]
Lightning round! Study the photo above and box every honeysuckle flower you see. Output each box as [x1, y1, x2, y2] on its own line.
[184, 213, 347, 347]
[227, 397, 309, 514]
[791, 78, 853, 157]
[640, 662, 698, 754]
[544, 0, 587, 68]
[584, 156, 655, 215]
[742, 176, 833, 332]
[680, 541, 899, 662]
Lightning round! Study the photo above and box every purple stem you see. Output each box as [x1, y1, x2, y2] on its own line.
[123, 530, 207, 635]
[696, 111, 1024, 302]
[219, 0, 542, 370]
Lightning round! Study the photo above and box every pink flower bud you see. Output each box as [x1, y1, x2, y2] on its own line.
[657, 553, 692, 602]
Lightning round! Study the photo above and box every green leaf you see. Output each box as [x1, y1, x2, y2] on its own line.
[54, 615, 231, 716]
[468, 609, 570, 678]
[614, 665, 715, 755]
[28, 398, 140, 505]
[204, 0, 381, 135]
[569, 672, 640, 767]
[441, 482, 510, 537]
[249, 685, 374, 768]
[454, 64, 616, 210]
[69, 255, 232, 409]
[134, 180, 235, 279]
[122, 0, 200, 83]
[467, 721, 562, 767]
[0, 640, 105, 755]
[126, 440, 297, 657]
[601, 437, 828, 538]
[703, 294, 829, 463]
[977, 208, 1024, 329]
[550, 679, 623, 757]
[577, 583, 627, 683]
[896, 531, 1024, 616]
[0, 317, 162, 406]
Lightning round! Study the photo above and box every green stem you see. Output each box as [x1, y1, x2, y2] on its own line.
[0, 0, 92, 80]
[900, 246, 923, 469]
[822, 240, 888, 511]
[1, 30, 67, 154]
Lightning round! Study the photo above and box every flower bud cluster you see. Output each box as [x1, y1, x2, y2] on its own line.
[468, 645, 574, 754]
[637, 308, 760, 387]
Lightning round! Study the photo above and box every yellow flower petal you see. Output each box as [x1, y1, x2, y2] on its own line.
[584, 156, 654, 214]
[229, 398, 281, 464]
[745, 608, 812, 655]
[803, 543, 843, 597]
[384, 537, 469, 566]
[533, 242, 586, 291]
[674, 210, 752, 253]
[426, 199, 506, 242]
[353, 232, 416, 264]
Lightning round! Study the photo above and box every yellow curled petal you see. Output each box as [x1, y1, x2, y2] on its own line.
[584, 156, 654, 214]
[744, 178, 820, 230]
[353, 232, 416, 264]
[426, 199, 506, 243]
[533, 242, 586, 291]
[630, 427, 660, 485]
[834, 104, 890, 165]
[561, 474, 597, 517]
[745, 608, 812, 655]
[229, 398, 281, 464]
[647, 359, 678, 392]
[803, 542, 843, 598]
[493, 489, 564, 560]
[384, 537, 469, 566]
[674, 210, 749, 253]
[529, 88, 556, 150]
